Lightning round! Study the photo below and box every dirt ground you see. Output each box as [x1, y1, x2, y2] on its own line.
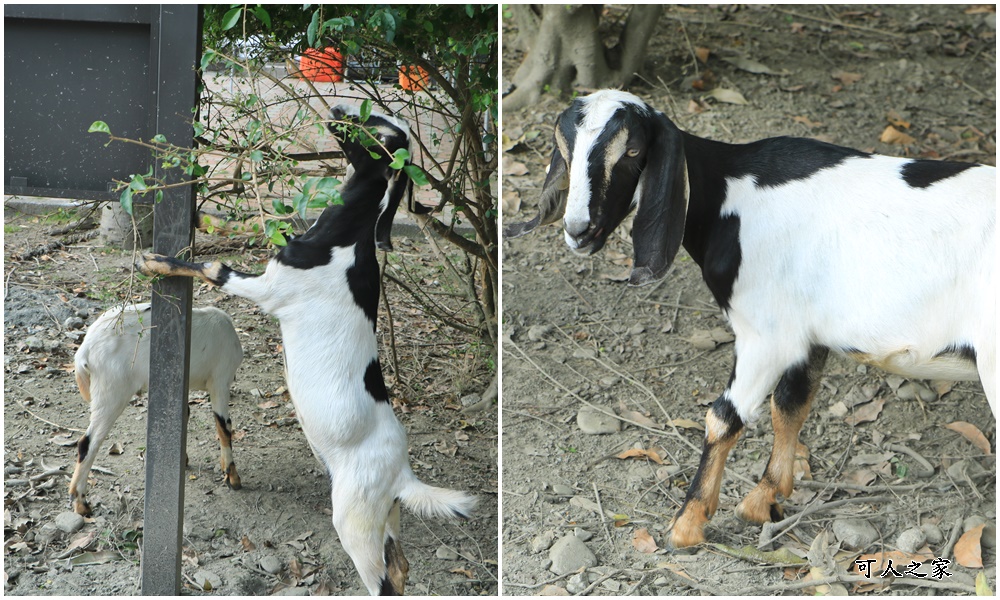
[3, 206, 498, 594]
[502, 4, 995, 596]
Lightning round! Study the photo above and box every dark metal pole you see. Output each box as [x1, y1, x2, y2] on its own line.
[141, 4, 202, 595]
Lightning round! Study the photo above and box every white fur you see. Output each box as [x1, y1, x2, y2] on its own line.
[69, 303, 242, 511]
[719, 157, 995, 421]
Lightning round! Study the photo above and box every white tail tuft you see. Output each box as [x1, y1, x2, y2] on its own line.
[399, 477, 477, 521]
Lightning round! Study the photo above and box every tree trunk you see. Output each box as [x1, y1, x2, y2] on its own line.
[504, 4, 662, 113]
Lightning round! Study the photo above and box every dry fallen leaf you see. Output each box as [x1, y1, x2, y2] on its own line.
[617, 448, 664, 464]
[241, 535, 257, 552]
[831, 70, 862, 86]
[449, 567, 474, 578]
[632, 528, 658, 553]
[620, 410, 660, 429]
[108, 442, 124, 455]
[50, 433, 77, 447]
[880, 125, 916, 146]
[886, 109, 911, 129]
[943, 421, 992, 455]
[704, 87, 748, 105]
[666, 418, 704, 431]
[844, 397, 885, 426]
[792, 115, 822, 128]
[965, 5, 996, 14]
[695, 47, 711, 63]
[955, 524, 984, 568]
[722, 56, 790, 76]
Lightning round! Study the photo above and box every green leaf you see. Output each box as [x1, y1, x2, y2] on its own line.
[120, 187, 134, 216]
[359, 99, 372, 123]
[199, 49, 218, 71]
[220, 7, 242, 31]
[129, 176, 147, 192]
[152, 134, 167, 144]
[388, 148, 408, 170]
[403, 164, 429, 187]
[88, 121, 110, 134]
[249, 150, 264, 162]
[251, 6, 271, 29]
[307, 10, 320, 47]
[466, 5, 474, 18]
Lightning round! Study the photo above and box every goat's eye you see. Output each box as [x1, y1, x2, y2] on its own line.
[626, 148, 641, 158]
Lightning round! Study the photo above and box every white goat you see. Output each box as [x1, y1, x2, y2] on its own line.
[507, 89, 996, 549]
[69, 303, 243, 515]
[136, 105, 475, 595]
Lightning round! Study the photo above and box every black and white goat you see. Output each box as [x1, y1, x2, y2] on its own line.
[69, 303, 243, 515]
[507, 89, 996, 548]
[137, 105, 475, 595]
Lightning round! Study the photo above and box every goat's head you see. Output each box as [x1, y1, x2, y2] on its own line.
[505, 90, 688, 286]
[327, 104, 423, 250]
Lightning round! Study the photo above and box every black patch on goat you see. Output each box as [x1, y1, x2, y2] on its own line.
[900, 160, 978, 189]
[364, 358, 390, 403]
[699, 214, 742, 311]
[731, 137, 871, 188]
[934, 344, 977, 364]
[77, 433, 91, 461]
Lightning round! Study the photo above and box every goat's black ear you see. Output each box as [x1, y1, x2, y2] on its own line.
[375, 167, 411, 251]
[629, 112, 687, 286]
[503, 146, 569, 238]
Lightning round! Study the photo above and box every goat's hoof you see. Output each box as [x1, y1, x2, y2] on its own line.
[735, 494, 783, 525]
[72, 498, 92, 517]
[668, 513, 707, 549]
[224, 465, 242, 490]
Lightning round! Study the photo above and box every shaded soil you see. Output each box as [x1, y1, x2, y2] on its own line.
[501, 4, 995, 596]
[4, 209, 498, 595]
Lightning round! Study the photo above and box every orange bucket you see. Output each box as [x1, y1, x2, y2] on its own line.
[399, 65, 430, 91]
[299, 48, 343, 82]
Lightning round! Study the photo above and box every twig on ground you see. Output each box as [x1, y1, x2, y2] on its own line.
[503, 569, 576, 590]
[772, 7, 905, 39]
[14, 395, 86, 433]
[574, 569, 622, 596]
[759, 495, 891, 547]
[593, 482, 613, 545]
[749, 572, 975, 595]
[885, 443, 935, 478]
[940, 515, 965, 561]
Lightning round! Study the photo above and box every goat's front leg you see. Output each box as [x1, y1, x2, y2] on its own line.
[137, 253, 231, 287]
[736, 346, 828, 524]
[669, 351, 786, 548]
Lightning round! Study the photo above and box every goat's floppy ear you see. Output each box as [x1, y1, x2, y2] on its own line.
[503, 146, 569, 238]
[375, 167, 412, 251]
[629, 112, 688, 286]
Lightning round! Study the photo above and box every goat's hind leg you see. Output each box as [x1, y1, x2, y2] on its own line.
[69, 385, 131, 515]
[736, 346, 828, 524]
[208, 380, 241, 490]
[333, 496, 407, 596]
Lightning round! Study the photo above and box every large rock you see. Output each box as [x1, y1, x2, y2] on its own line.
[549, 534, 597, 574]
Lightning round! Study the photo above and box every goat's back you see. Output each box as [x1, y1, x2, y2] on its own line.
[74, 303, 242, 397]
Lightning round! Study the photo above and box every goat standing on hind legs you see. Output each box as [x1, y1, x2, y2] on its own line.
[507, 89, 995, 550]
[138, 105, 475, 596]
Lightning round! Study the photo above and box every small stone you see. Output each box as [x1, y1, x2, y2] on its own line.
[528, 324, 553, 342]
[530, 531, 556, 554]
[921, 523, 944, 545]
[653, 576, 668, 587]
[572, 348, 598, 359]
[54, 511, 85, 534]
[549, 534, 597, 574]
[599, 376, 619, 387]
[460, 394, 480, 407]
[64, 316, 84, 330]
[259, 555, 283, 574]
[963, 516, 995, 548]
[896, 527, 926, 553]
[574, 528, 593, 542]
[947, 459, 987, 480]
[435, 545, 459, 560]
[655, 465, 681, 481]
[274, 586, 310, 596]
[550, 484, 573, 496]
[538, 585, 570, 596]
[576, 409, 620, 435]
[565, 572, 589, 594]
[193, 570, 222, 591]
[601, 579, 621, 592]
[23, 336, 45, 351]
[833, 518, 879, 550]
[628, 323, 645, 336]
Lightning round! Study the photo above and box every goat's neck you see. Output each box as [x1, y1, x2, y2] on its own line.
[677, 132, 740, 267]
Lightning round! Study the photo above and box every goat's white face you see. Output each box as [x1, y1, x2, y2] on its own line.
[556, 92, 655, 255]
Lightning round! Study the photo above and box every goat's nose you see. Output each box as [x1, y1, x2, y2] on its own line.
[564, 218, 590, 237]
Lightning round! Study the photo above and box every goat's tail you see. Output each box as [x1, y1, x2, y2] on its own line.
[74, 360, 92, 403]
[398, 476, 477, 521]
